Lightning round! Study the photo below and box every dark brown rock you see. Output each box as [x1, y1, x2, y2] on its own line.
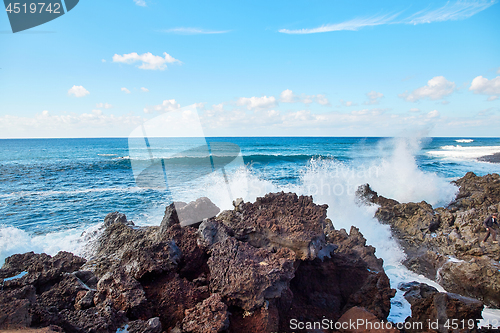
[0, 251, 86, 292]
[57, 306, 127, 333]
[228, 301, 279, 333]
[74, 290, 95, 310]
[216, 192, 332, 260]
[160, 223, 209, 281]
[127, 317, 162, 333]
[158, 197, 220, 234]
[93, 268, 150, 320]
[337, 306, 400, 333]
[361, 174, 500, 308]
[142, 272, 209, 331]
[208, 237, 296, 311]
[120, 241, 181, 280]
[182, 293, 229, 333]
[437, 258, 500, 308]
[449, 172, 500, 212]
[103, 211, 132, 228]
[0, 285, 36, 329]
[403, 282, 483, 333]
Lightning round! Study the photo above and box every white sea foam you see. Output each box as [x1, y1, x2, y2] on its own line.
[428, 145, 500, 160]
[456, 139, 474, 143]
[279, 137, 472, 322]
[0, 224, 89, 265]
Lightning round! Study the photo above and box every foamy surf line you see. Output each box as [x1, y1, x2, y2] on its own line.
[428, 145, 500, 160]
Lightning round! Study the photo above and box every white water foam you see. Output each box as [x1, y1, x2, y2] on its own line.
[0, 223, 96, 265]
[428, 145, 500, 160]
[456, 139, 474, 143]
[277, 137, 488, 322]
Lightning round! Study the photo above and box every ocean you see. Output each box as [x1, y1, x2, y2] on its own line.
[1, 136, 500, 323]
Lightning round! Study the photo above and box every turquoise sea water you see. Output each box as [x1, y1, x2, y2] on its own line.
[1, 136, 499, 323]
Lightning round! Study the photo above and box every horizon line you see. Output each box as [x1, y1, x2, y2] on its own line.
[0, 135, 498, 140]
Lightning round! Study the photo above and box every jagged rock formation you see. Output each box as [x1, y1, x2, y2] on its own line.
[358, 172, 500, 308]
[400, 282, 483, 333]
[1, 192, 395, 332]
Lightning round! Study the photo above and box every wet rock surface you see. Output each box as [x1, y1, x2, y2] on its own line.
[1, 193, 395, 332]
[400, 282, 483, 333]
[359, 172, 500, 308]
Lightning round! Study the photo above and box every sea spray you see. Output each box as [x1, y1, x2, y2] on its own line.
[0, 224, 89, 265]
[283, 137, 457, 321]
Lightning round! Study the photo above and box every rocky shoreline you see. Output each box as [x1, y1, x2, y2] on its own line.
[1, 172, 500, 332]
[478, 153, 500, 164]
[358, 172, 500, 311]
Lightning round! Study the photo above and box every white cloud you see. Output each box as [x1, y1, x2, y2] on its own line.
[399, 76, 456, 102]
[280, 89, 297, 103]
[96, 103, 112, 109]
[112, 52, 181, 70]
[133, 0, 146, 7]
[279, 89, 330, 106]
[161, 27, 230, 34]
[68, 85, 89, 98]
[193, 102, 206, 110]
[144, 99, 181, 113]
[121, 87, 131, 94]
[141, 87, 149, 92]
[0, 111, 145, 138]
[237, 96, 278, 110]
[340, 100, 357, 107]
[427, 110, 440, 118]
[315, 94, 330, 106]
[199, 104, 451, 137]
[102, 59, 106, 63]
[498, 68, 500, 74]
[405, 0, 496, 25]
[364, 91, 384, 105]
[469, 76, 500, 101]
[409, 108, 421, 112]
[279, 1, 496, 34]
[279, 13, 399, 34]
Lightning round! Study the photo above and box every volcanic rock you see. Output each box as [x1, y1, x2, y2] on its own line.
[1, 191, 396, 332]
[208, 237, 296, 311]
[93, 268, 150, 320]
[358, 174, 500, 308]
[182, 293, 229, 333]
[216, 192, 333, 260]
[337, 306, 400, 333]
[402, 282, 483, 333]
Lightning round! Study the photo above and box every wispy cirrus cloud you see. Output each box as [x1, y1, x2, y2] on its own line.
[404, 0, 496, 24]
[279, 0, 496, 34]
[279, 14, 399, 34]
[161, 27, 230, 35]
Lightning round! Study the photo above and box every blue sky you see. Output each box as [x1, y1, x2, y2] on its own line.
[0, 0, 499, 137]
